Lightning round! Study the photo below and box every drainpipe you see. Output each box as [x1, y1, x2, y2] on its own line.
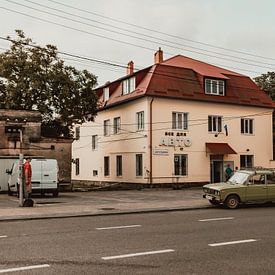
[149, 97, 154, 185]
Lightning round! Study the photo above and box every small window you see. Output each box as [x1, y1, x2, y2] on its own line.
[241, 118, 254, 135]
[172, 112, 188, 130]
[75, 158, 80, 175]
[136, 111, 144, 131]
[123, 77, 135, 95]
[208, 115, 222, 132]
[174, 154, 188, 176]
[103, 87, 109, 101]
[136, 154, 143, 176]
[93, 170, 98, 176]
[75, 127, 80, 140]
[205, 79, 225, 96]
[116, 155, 122, 177]
[240, 155, 254, 168]
[104, 156, 110, 176]
[104, 119, 110, 136]
[114, 117, 121, 134]
[92, 135, 98, 150]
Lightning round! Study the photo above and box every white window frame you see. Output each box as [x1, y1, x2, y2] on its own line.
[92, 135, 98, 150]
[241, 118, 254, 135]
[122, 76, 135, 95]
[174, 154, 188, 176]
[103, 119, 110, 136]
[172, 112, 188, 130]
[114, 117, 121, 134]
[136, 111, 144, 131]
[208, 115, 222, 133]
[103, 87, 109, 101]
[205, 79, 225, 96]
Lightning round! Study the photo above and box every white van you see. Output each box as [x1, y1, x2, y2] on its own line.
[7, 158, 59, 197]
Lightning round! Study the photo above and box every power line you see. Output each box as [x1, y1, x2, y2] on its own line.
[2, 4, 275, 74]
[5, 0, 275, 71]
[48, 0, 275, 62]
[14, 0, 275, 68]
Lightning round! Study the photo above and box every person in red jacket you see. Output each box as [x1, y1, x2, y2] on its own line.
[24, 157, 32, 198]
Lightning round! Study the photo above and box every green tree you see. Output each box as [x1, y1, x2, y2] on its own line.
[0, 30, 98, 137]
[254, 71, 275, 100]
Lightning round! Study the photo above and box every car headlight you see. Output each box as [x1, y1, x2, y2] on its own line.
[214, 190, 220, 196]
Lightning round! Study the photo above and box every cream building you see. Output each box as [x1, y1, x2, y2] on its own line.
[72, 50, 274, 186]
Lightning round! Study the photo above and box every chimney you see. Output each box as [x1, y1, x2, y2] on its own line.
[154, 47, 163, 64]
[127, 61, 134, 75]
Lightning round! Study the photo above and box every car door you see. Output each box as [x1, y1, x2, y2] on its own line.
[41, 159, 58, 190]
[245, 174, 267, 201]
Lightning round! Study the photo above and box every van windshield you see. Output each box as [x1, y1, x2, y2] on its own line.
[228, 171, 249, 185]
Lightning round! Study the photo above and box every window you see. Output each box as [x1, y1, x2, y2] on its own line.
[136, 111, 144, 131]
[208, 116, 222, 132]
[122, 77, 135, 95]
[172, 112, 188, 130]
[93, 170, 98, 176]
[136, 154, 143, 176]
[92, 135, 98, 150]
[240, 155, 254, 168]
[205, 79, 225, 96]
[114, 117, 121, 134]
[174, 154, 188, 176]
[116, 155, 122, 176]
[103, 87, 109, 101]
[104, 119, 110, 136]
[75, 158, 80, 175]
[75, 127, 80, 140]
[104, 156, 110, 176]
[241, 118, 254, 134]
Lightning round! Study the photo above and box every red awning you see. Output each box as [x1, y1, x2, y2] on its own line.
[206, 143, 237, 155]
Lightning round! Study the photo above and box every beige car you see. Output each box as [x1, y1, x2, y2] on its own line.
[203, 168, 275, 209]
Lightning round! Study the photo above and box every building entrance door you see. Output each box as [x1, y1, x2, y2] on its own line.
[210, 155, 224, 183]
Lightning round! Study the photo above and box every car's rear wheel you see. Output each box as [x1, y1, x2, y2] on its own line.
[209, 199, 220, 205]
[224, 195, 240, 209]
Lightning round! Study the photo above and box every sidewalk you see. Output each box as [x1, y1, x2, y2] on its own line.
[0, 188, 210, 221]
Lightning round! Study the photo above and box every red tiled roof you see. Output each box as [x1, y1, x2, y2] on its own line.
[96, 55, 274, 110]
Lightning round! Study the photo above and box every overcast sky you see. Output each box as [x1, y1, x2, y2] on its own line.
[0, 0, 274, 86]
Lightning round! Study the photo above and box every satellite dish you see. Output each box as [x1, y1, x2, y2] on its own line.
[184, 138, 192, 147]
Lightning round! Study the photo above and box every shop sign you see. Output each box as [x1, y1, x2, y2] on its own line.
[153, 148, 169, 156]
[159, 137, 192, 147]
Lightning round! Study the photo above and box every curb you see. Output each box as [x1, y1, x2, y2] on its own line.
[0, 205, 212, 222]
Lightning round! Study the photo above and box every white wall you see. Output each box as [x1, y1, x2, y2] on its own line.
[72, 96, 273, 184]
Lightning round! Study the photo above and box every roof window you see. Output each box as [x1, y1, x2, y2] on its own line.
[205, 79, 225, 96]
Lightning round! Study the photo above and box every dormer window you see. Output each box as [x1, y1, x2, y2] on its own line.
[103, 87, 109, 101]
[205, 79, 225, 96]
[122, 76, 135, 95]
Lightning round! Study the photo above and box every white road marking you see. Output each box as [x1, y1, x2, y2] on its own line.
[102, 249, 175, 260]
[199, 217, 234, 222]
[209, 239, 257, 247]
[0, 235, 7, 238]
[0, 264, 50, 273]
[96, 225, 141, 230]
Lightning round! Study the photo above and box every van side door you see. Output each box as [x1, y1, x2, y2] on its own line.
[41, 159, 58, 190]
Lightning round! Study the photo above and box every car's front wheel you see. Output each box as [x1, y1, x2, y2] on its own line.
[224, 195, 240, 209]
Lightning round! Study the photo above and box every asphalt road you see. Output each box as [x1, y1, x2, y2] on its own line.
[1, 206, 275, 274]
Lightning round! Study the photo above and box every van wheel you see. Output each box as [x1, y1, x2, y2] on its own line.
[8, 186, 13, 196]
[16, 183, 19, 198]
[53, 190, 59, 198]
[224, 195, 240, 209]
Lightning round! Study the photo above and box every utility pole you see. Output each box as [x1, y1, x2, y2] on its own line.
[18, 129, 24, 207]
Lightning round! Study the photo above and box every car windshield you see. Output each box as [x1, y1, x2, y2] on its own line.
[228, 171, 249, 184]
